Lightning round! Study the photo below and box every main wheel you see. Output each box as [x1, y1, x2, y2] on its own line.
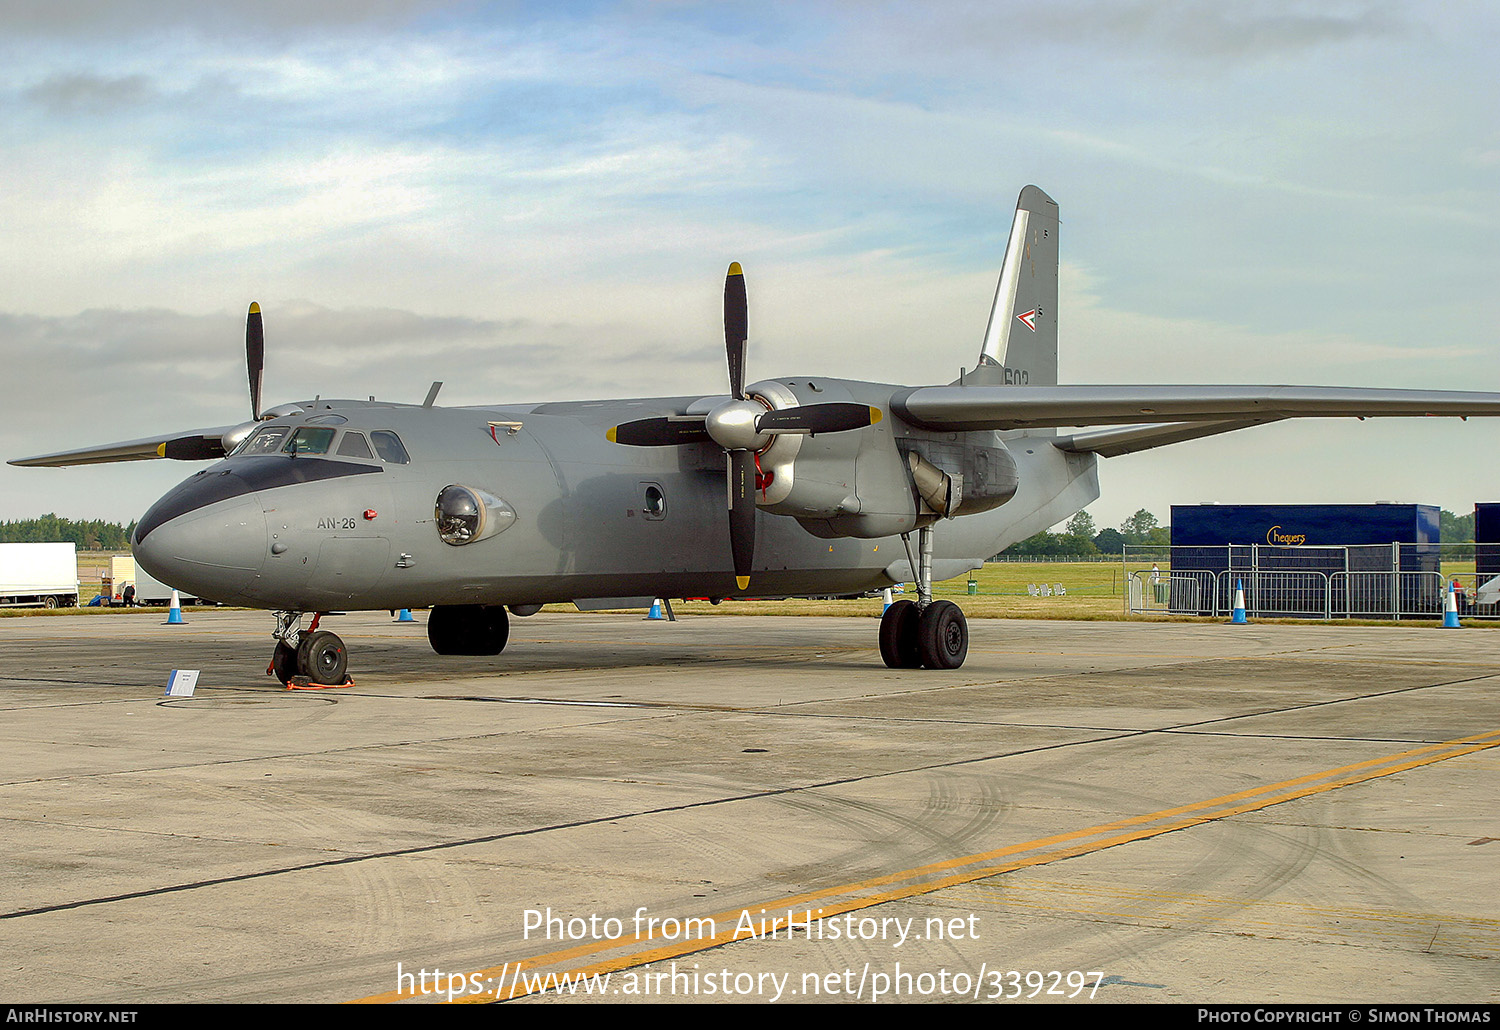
[917, 600, 968, 670]
[428, 605, 510, 655]
[878, 599, 922, 669]
[271, 640, 299, 686]
[297, 630, 348, 684]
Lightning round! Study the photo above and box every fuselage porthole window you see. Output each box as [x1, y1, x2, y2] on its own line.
[337, 431, 375, 460]
[371, 431, 410, 464]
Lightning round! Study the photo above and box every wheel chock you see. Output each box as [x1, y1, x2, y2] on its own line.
[284, 675, 355, 691]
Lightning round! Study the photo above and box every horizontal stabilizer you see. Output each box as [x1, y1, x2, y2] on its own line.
[1054, 418, 1287, 458]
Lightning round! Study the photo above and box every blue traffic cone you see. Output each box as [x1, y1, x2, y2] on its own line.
[396, 608, 415, 622]
[1442, 586, 1461, 629]
[1230, 579, 1247, 624]
[646, 599, 665, 620]
[166, 590, 186, 625]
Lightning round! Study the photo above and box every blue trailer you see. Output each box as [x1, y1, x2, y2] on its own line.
[1169, 504, 1440, 616]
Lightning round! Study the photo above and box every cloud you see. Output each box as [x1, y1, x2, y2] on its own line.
[0, 1, 458, 37]
[22, 73, 158, 115]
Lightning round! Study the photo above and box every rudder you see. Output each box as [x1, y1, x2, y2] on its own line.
[973, 185, 1059, 386]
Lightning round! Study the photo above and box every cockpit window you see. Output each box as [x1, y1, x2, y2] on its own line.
[282, 427, 336, 455]
[235, 426, 290, 456]
[336, 431, 374, 459]
[371, 431, 410, 464]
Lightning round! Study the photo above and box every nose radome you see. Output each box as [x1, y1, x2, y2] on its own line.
[134, 493, 268, 602]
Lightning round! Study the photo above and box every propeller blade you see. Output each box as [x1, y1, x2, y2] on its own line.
[727, 448, 755, 590]
[159, 434, 229, 461]
[607, 416, 711, 447]
[725, 262, 747, 401]
[246, 302, 265, 422]
[757, 402, 881, 436]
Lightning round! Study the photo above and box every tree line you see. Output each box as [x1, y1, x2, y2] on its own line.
[0, 514, 137, 550]
[1001, 509, 1169, 558]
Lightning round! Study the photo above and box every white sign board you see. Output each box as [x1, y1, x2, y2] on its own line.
[164, 669, 200, 698]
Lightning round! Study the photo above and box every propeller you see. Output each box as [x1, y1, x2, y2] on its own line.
[608, 264, 881, 590]
[154, 303, 270, 461]
[247, 301, 265, 422]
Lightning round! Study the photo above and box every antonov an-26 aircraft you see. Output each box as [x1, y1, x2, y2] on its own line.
[14, 186, 1500, 683]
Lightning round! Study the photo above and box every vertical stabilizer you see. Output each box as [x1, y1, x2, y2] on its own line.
[973, 185, 1058, 386]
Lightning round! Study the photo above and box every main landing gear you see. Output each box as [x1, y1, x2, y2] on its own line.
[879, 525, 970, 670]
[269, 611, 350, 687]
[427, 604, 510, 656]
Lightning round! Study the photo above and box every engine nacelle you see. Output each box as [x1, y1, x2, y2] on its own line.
[742, 380, 922, 539]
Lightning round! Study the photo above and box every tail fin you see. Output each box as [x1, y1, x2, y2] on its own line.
[972, 185, 1058, 386]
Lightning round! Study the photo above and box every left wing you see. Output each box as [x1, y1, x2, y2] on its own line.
[891, 385, 1500, 433]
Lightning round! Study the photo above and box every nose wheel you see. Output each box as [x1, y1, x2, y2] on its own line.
[268, 612, 352, 687]
[879, 527, 969, 670]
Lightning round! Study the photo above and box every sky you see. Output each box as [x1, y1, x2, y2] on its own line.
[0, 0, 1495, 532]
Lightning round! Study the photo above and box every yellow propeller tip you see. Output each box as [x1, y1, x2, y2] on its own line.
[736, 576, 750, 590]
[605, 426, 618, 443]
[870, 407, 882, 424]
[248, 302, 261, 314]
[727, 262, 743, 277]
[155, 443, 166, 457]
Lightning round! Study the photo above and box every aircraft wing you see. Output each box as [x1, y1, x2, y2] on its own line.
[8, 426, 240, 467]
[891, 385, 1500, 432]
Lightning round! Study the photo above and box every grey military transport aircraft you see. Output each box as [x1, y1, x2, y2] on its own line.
[14, 185, 1500, 683]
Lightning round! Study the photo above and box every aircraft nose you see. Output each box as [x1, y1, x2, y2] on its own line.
[133, 470, 268, 601]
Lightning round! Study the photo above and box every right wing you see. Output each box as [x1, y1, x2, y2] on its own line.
[8, 426, 240, 467]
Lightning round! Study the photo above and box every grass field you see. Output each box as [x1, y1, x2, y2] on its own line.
[664, 561, 1133, 620]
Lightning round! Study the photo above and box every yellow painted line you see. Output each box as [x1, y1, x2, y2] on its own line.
[349, 727, 1500, 1004]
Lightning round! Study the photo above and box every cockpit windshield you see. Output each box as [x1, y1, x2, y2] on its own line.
[234, 426, 290, 456]
[282, 427, 336, 455]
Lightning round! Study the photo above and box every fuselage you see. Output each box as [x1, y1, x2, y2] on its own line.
[132, 377, 1099, 611]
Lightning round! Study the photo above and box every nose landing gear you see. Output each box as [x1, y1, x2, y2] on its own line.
[878, 525, 970, 670]
[268, 612, 352, 687]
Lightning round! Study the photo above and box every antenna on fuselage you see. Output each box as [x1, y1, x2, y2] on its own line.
[423, 382, 443, 408]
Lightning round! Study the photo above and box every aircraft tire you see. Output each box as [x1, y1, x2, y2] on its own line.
[476, 604, 509, 655]
[428, 604, 510, 655]
[917, 600, 968, 670]
[878, 599, 922, 669]
[427, 605, 464, 654]
[271, 640, 299, 685]
[298, 630, 348, 684]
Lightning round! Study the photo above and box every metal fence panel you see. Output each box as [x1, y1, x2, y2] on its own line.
[1332, 571, 1447, 619]
[1218, 571, 1331, 619]
[1128, 569, 1217, 615]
